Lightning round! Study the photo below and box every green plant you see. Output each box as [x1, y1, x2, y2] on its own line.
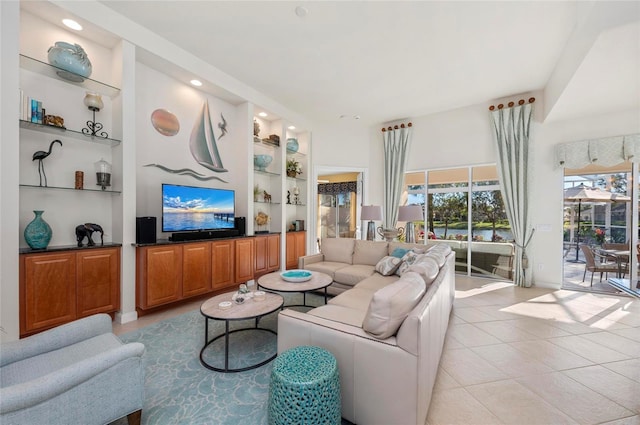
[253, 184, 261, 201]
[286, 158, 301, 176]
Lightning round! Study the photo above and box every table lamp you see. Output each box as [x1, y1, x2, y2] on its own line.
[361, 205, 382, 241]
[398, 205, 423, 244]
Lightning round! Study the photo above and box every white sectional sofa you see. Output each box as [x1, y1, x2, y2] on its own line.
[278, 239, 455, 425]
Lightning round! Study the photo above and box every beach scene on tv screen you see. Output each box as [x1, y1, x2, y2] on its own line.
[163, 185, 235, 232]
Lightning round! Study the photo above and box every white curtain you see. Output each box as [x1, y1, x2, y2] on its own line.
[555, 134, 640, 168]
[491, 104, 534, 287]
[383, 124, 413, 229]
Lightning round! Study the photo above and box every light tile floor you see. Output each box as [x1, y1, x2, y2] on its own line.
[427, 275, 640, 425]
[113, 276, 640, 425]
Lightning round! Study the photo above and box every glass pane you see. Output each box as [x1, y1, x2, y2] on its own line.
[318, 194, 336, 238]
[337, 193, 355, 238]
[470, 188, 513, 279]
[430, 190, 467, 272]
[563, 167, 633, 293]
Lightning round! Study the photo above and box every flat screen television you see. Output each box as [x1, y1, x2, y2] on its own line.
[162, 184, 235, 233]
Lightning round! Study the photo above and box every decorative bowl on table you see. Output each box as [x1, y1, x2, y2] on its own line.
[280, 269, 313, 283]
[254, 154, 273, 171]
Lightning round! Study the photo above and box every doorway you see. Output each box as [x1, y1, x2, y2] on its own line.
[562, 163, 638, 295]
[312, 166, 367, 253]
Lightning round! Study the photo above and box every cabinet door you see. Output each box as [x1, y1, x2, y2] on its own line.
[254, 235, 269, 277]
[235, 238, 254, 283]
[76, 248, 120, 317]
[182, 242, 212, 297]
[212, 240, 235, 290]
[21, 252, 76, 335]
[138, 245, 182, 308]
[286, 231, 306, 269]
[267, 234, 281, 272]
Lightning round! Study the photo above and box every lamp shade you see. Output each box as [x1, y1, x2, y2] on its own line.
[398, 205, 423, 222]
[361, 205, 382, 221]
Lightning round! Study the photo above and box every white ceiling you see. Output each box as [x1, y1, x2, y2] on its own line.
[27, 1, 640, 126]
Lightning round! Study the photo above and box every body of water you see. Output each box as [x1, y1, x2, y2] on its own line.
[432, 227, 513, 241]
[163, 212, 235, 232]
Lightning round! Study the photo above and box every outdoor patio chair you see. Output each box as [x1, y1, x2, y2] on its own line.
[581, 245, 624, 286]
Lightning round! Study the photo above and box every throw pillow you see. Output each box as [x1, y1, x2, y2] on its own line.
[395, 250, 425, 276]
[362, 271, 427, 339]
[375, 256, 403, 276]
[390, 247, 410, 258]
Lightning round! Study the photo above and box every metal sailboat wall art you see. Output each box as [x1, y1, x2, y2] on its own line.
[190, 100, 227, 173]
[144, 100, 229, 183]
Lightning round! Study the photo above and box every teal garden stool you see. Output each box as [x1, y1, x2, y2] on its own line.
[268, 345, 341, 425]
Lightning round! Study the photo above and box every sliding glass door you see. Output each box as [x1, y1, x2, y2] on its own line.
[405, 165, 513, 280]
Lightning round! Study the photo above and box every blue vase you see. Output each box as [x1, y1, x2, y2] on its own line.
[47, 41, 92, 82]
[286, 138, 299, 153]
[24, 210, 52, 249]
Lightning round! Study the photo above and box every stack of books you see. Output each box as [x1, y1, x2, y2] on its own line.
[19, 89, 44, 124]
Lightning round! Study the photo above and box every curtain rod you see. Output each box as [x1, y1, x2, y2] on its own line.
[381, 122, 412, 132]
[488, 97, 535, 111]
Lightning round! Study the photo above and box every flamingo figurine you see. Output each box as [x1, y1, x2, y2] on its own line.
[32, 139, 62, 187]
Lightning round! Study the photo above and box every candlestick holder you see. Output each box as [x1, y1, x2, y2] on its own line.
[82, 92, 108, 138]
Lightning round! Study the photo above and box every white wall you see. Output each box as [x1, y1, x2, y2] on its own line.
[135, 63, 246, 239]
[0, 0, 20, 342]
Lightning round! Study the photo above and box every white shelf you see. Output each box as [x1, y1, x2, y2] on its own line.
[19, 120, 121, 146]
[20, 54, 120, 98]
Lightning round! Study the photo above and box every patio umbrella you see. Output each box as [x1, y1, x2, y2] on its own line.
[564, 184, 631, 262]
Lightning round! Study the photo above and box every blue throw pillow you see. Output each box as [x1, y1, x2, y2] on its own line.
[391, 248, 410, 258]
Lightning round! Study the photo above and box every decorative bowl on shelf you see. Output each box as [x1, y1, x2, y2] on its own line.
[47, 41, 92, 82]
[253, 154, 273, 171]
[286, 138, 299, 153]
[280, 269, 313, 283]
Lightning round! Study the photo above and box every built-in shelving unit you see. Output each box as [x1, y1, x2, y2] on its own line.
[18, 41, 122, 250]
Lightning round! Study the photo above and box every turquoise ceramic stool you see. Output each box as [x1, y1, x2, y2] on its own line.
[268, 345, 341, 425]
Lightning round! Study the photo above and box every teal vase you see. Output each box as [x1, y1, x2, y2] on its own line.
[24, 210, 52, 249]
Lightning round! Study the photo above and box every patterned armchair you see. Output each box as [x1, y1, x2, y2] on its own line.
[0, 314, 145, 425]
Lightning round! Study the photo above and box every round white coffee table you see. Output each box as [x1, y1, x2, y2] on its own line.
[257, 270, 332, 308]
[200, 291, 283, 372]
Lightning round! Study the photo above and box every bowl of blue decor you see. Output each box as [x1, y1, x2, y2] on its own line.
[280, 269, 313, 283]
[253, 154, 273, 171]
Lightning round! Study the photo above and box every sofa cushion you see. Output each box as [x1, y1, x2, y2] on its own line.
[353, 240, 389, 266]
[375, 256, 402, 276]
[396, 251, 426, 276]
[329, 287, 377, 312]
[424, 245, 450, 267]
[362, 272, 427, 339]
[304, 261, 350, 280]
[355, 273, 399, 292]
[334, 264, 376, 286]
[407, 256, 440, 286]
[321, 238, 355, 264]
[308, 304, 367, 327]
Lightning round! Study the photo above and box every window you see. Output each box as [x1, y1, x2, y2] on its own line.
[403, 165, 513, 280]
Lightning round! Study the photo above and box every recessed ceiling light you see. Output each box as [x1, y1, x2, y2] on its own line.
[295, 6, 308, 17]
[258, 112, 268, 117]
[190, 79, 202, 87]
[288, 125, 296, 130]
[62, 19, 82, 31]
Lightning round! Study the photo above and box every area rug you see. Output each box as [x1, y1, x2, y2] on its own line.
[114, 293, 330, 425]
